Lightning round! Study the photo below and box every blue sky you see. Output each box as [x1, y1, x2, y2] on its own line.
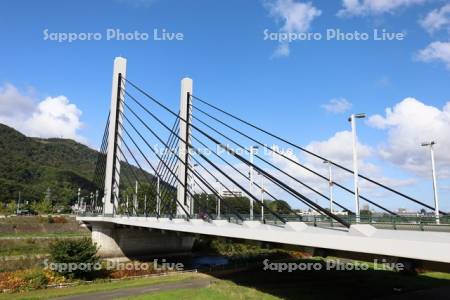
[1, 0, 450, 212]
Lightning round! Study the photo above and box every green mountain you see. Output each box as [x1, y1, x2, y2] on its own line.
[0, 123, 154, 206]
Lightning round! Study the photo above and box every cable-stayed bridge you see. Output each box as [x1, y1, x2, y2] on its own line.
[77, 57, 450, 265]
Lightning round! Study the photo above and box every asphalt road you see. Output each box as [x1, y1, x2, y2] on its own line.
[53, 278, 211, 300]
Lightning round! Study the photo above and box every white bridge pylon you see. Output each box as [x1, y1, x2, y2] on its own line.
[104, 57, 127, 215]
[103, 57, 193, 216]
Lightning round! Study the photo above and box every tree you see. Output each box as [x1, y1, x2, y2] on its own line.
[49, 237, 100, 278]
[32, 197, 53, 214]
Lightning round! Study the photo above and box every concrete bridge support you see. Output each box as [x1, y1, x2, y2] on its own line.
[90, 222, 195, 258]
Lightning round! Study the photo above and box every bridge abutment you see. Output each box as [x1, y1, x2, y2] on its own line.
[90, 222, 195, 258]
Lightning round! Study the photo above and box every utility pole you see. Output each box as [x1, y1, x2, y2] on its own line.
[348, 113, 366, 223]
[421, 141, 440, 224]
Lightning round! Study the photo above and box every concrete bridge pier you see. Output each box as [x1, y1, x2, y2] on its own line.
[90, 222, 195, 258]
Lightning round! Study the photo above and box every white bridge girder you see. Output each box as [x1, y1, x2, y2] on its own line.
[78, 216, 450, 264]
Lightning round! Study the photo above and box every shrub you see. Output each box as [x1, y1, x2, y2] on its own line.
[49, 237, 99, 279]
[23, 269, 49, 289]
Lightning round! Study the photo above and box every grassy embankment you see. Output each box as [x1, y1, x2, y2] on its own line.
[0, 216, 89, 271]
[2, 261, 450, 300]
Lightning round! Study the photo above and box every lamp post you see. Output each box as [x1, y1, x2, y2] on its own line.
[156, 177, 161, 216]
[421, 141, 440, 224]
[260, 174, 265, 222]
[216, 179, 222, 219]
[249, 145, 259, 220]
[348, 113, 366, 223]
[323, 160, 334, 213]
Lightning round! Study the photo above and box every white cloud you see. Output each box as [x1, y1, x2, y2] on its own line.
[416, 41, 450, 69]
[338, 0, 427, 17]
[305, 130, 373, 169]
[368, 97, 450, 177]
[265, 0, 321, 57]
[420, 3, 450, 33]
[0, 83, 85, 142]
[321, 98, 352, 113]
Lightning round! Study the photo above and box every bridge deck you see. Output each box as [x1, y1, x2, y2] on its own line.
[78, 216, 450, 264]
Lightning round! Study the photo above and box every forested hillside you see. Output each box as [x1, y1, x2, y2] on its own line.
[0, 123, 148, 207]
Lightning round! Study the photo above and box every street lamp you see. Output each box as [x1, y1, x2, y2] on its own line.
[259, 173, 265, 222]
[156, 176, 161, 216]
[216, 179, 222, 219]
[249, 145, 259, 220]
[348, 113, 366, 223]
[421, 141, 440, 224]
[323, 160, 334, 213]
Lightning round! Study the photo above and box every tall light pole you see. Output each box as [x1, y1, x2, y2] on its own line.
[260, 174, 265, 222]
[77, 188, 81, 213]
[421, 141, 440, 224]
[323, 160, 333, 213]
[249, 145, 259, 220]
[348, 113, 366, 223]
[216, 179, 222, 219]
[156, 177, 161, 216]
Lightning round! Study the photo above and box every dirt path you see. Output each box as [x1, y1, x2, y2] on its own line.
[53, 278, 211, 300]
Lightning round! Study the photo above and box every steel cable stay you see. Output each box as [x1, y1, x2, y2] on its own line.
[93, 112, 110, 192]
[190, 166, 245, 222]
[120, 114, 203, 220]
[115, 143, 158, 216]
[188, 152, 256, 221]
[190, 94, 446, 216]
[191, 103, 399, 217]
[119, 107, 214, 221]
[117, 114, 181, 218]
[156, 117, 180, 175]
[189, 134, 307, 220]
[190, 114, 356, 215]
[116, 134, 165, 218]
[121, 85, 181, 213]
[119, 129, 183, 218]
[190, 153, 292, 222]
[117, 110, 180, 217]
[120, 92, 285, 224]
[121, 81, 349, 226]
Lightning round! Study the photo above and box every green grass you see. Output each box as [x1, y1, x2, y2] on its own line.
[2, 259, 450, 300]
[120, 278, 279, 300]
[0, 273, 200, 300]
[0, 232, 89, 238]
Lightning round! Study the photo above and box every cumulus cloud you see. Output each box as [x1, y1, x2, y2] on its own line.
[0, 83, 85, 142]
[306, 131, 372, 164]
[321, 98, 352, 113]
[368, 97, 450, 177]
[265, 0, 321, 57]
[338, 0, 427, 17]
[416, 41, 450, 69]
[420, 3, 450, 33]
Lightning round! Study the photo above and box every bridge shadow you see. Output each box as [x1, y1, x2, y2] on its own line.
[202, 258, 450, 300]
